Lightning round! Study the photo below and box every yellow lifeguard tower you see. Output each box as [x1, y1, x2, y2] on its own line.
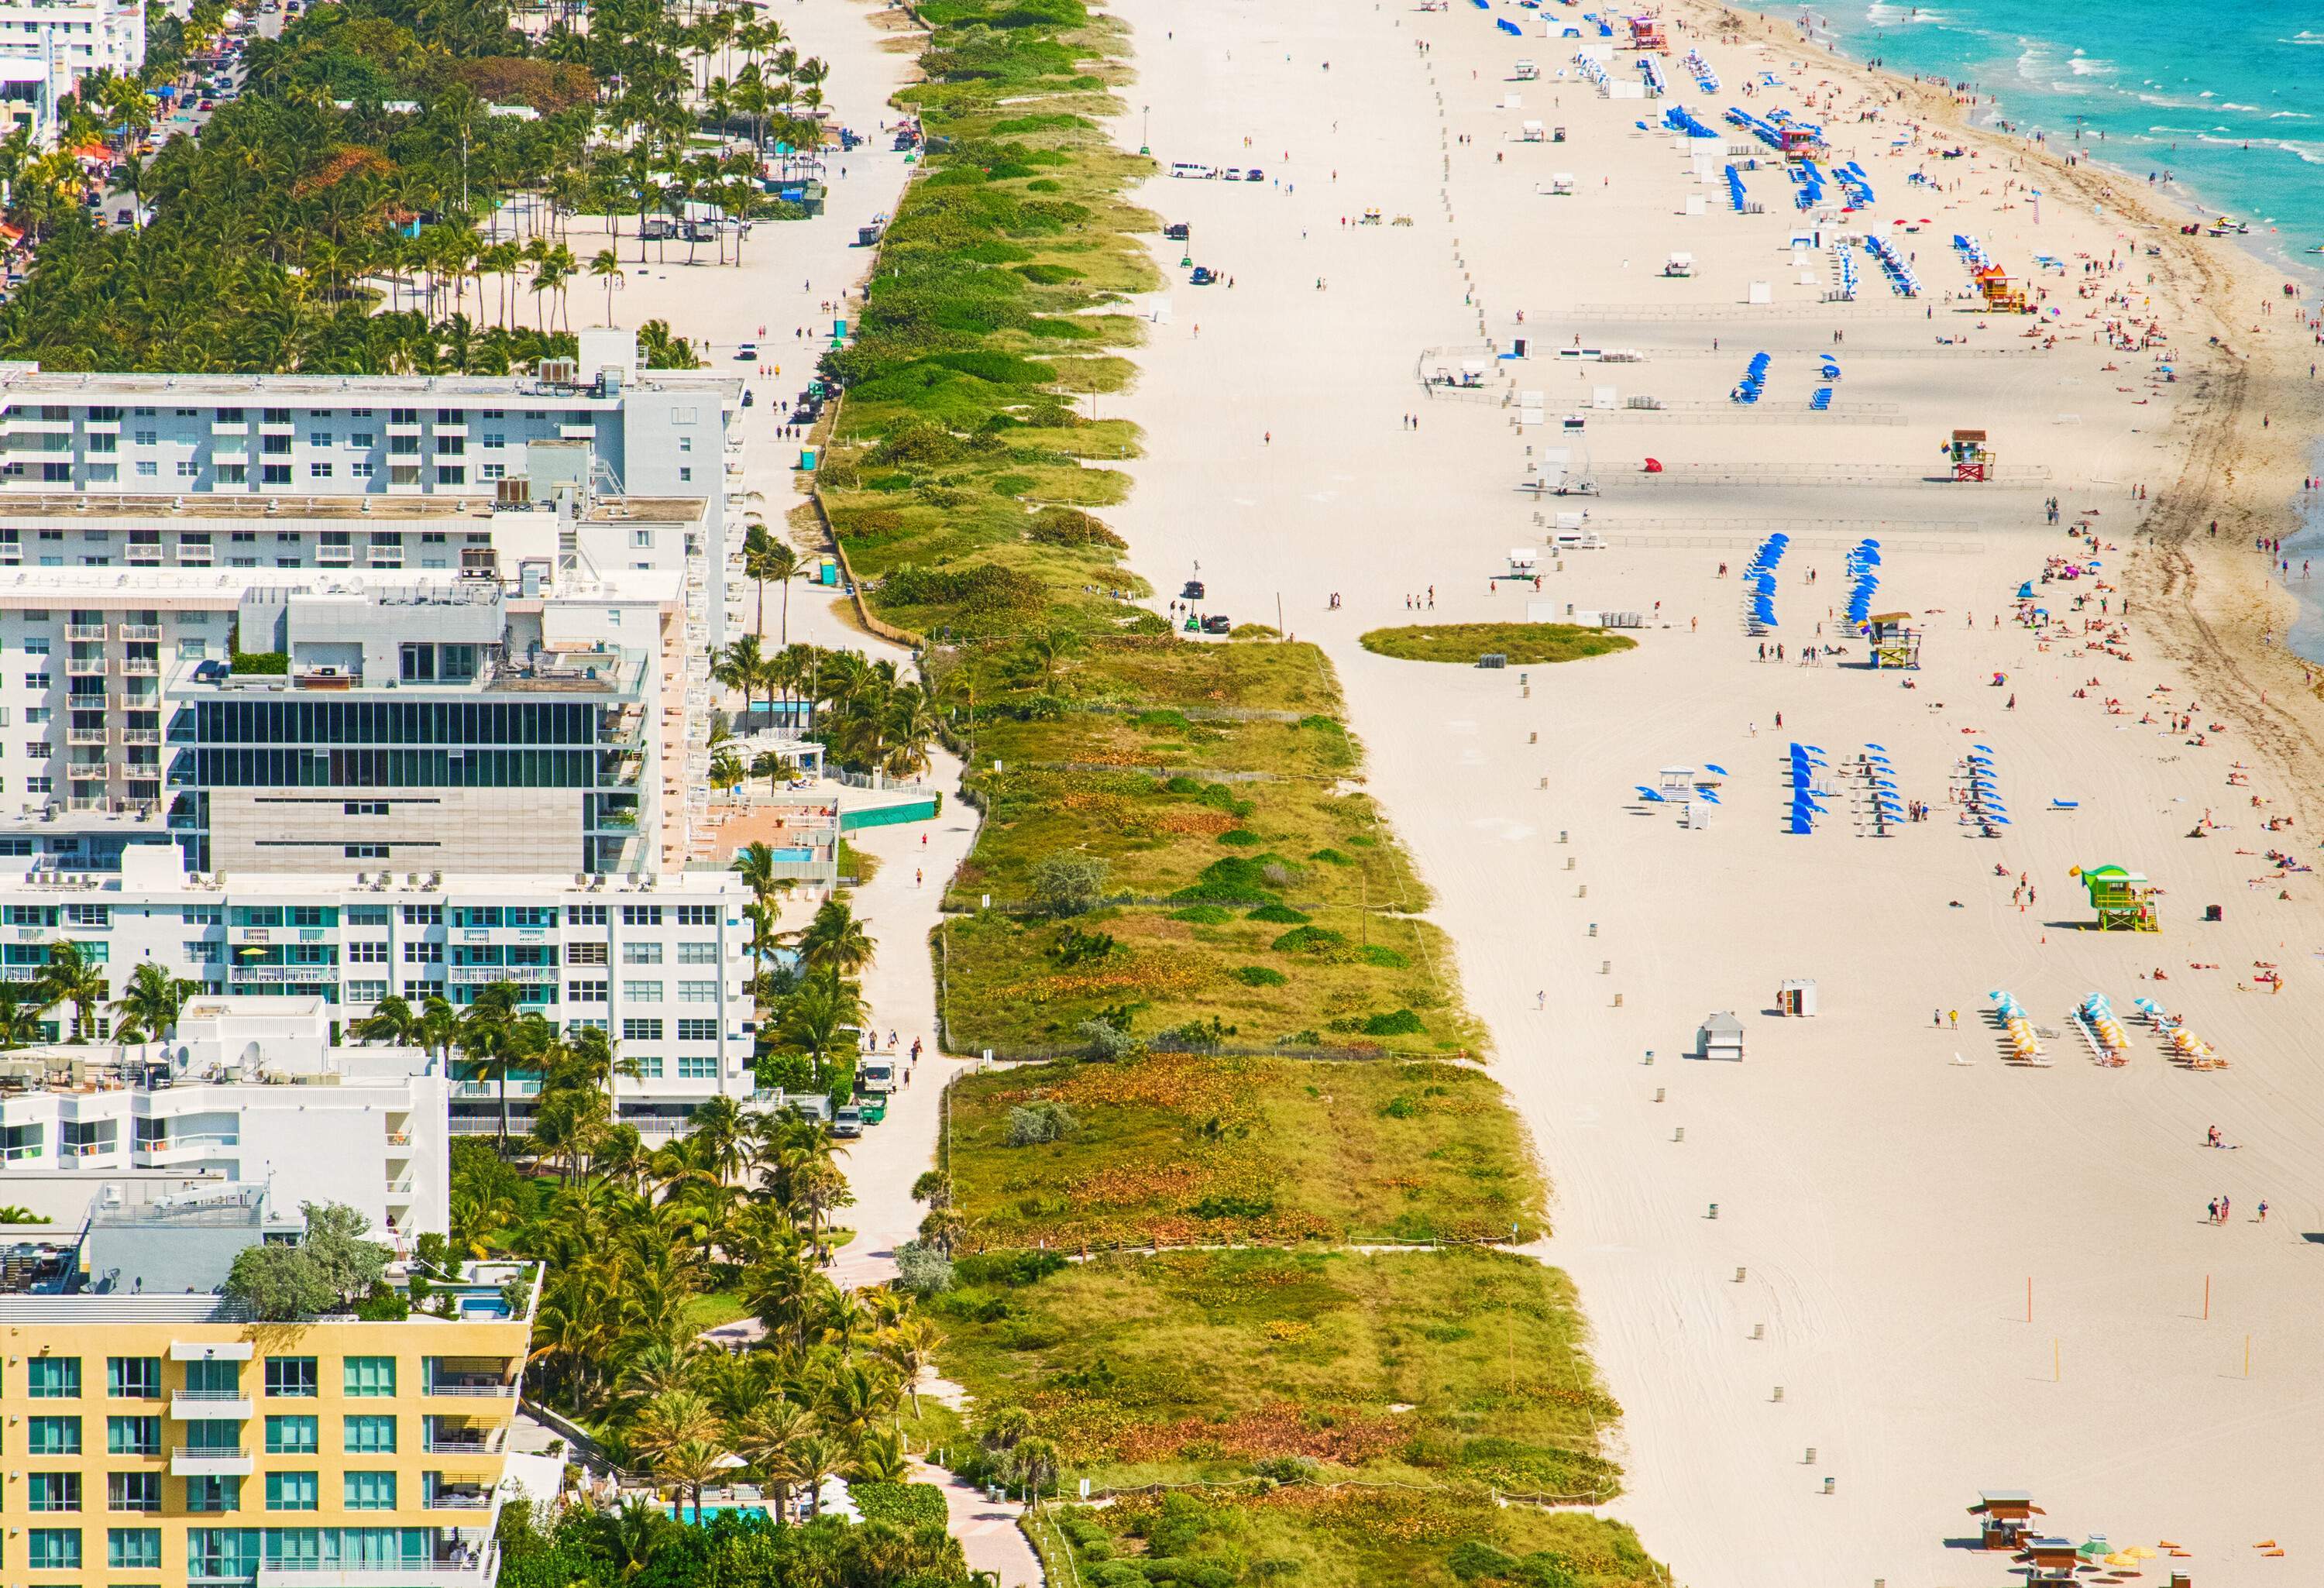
[1862, 611, 1921, 669]
[2075, 864, 2158, 932]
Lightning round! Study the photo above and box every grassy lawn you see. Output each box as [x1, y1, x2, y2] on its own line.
[1359, 624, 1640, 665]
[679, 1289, 753, 1334]
[945, 1054, 1543, 1249]
[920, 1248, 1658, 1586]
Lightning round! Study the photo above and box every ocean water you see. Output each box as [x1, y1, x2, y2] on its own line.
[1762, 2, 2324, 278]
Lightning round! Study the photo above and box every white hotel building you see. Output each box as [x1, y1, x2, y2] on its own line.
[0, 0, 143, 143]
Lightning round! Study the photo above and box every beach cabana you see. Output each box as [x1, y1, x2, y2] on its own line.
[2016, 1537, 2081, 1583]
[1696, 1012, 1744, 1061]
[1657, 765, 1697, 792]
[1967, 1490, 2043, 1550]
[1775, 978, 1817, 1017]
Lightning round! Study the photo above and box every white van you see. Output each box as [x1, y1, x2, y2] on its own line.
[1169, 162, 1218, 180]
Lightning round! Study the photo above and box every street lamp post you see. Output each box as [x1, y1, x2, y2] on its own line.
[1140, 104, 1150, 156]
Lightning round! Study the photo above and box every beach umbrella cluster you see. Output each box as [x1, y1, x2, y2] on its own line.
[1962, 744, 2008, 835]
[1865, 233, 1920, 296]
[1952, 232, 1995, 272]
[1639, 54, 1667, 94]
[1861, 744, 1903, 834]
[1731, 350, 1773, 405]
[1745, 530, 1788, 632]
[1844, 538, 1882, 626]
[1831, 159, 1875, 207]
[1789, 157, 1826, 211]
[1664, 105, 1718, 138]
[1989, 991, 2046, 1064]
[2078, 992, 2130, 1064]
[1785, 741, 1826, 835]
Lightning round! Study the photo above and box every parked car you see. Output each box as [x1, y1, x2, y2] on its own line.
[734, 342, 758, 361]
[1181, 579, 1205, 600]
[833, 1105, 863, 1138]
[1190, 266, 1217, 285]
[1163, 222, 1190, 240]
[1200, 614, 1232, 634]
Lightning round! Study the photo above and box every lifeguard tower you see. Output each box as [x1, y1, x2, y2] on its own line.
[1862, 611, 1921, 669]
[2076, 864, 2158, 933]
[1625, 15, 1668, 52]
[1973, 264, 2030, 313]
[1779, 125, 1819, 162]
[1947, 428, 1994, 482]
[1966, 1490, 2044, 1551]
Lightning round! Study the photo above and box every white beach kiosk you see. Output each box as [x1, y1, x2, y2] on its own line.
[1697, 1012, 1745, 1062]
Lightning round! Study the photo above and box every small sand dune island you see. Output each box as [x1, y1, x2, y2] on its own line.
[1106, 0, 2324, 1581]
[1360, 621, 1638, 665]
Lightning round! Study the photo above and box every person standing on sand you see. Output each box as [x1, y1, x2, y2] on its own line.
[2209, 1198, 2219, 1225]
[1948, 1009, 1958, 1029]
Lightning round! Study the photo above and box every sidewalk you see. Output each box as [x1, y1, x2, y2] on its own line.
[907, 1455, 1041, 1588]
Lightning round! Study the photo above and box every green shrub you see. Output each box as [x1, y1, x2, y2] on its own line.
[1270, 926, 1347, 954]
[1360, 946, 1410, 968]
[1246, 904, 1309, 925]
[1030, 507, 1126, 549]
[1215, 830, 1259, 847]
[1308, 847, 1352, 866]
[1169, 904, 1231, 925]
[1234, 965, 1287, 988]
[1363, 1009, 1427, 1036]
[851, 1481, 948, 1530]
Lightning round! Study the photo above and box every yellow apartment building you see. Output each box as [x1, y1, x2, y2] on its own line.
[0, 1188, 538, 1588]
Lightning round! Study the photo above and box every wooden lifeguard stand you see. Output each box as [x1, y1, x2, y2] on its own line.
[1625, 14, 1669, 52]
[1966, 1490, 2044, 1551]
[2077, 864, 2159, 932]
[1948, 428, 1994, 481]
[1973, 264, 2030, 313]
[1862, 611, 1921, 669]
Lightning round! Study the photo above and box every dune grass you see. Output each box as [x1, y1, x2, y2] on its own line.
[944, 1052, 1543, 1249]
[924, 1247, 1659, 1587]
[1358, 624, 1639, 665]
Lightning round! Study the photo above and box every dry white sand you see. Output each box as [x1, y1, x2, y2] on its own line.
[1097, 2, 2324, 1583]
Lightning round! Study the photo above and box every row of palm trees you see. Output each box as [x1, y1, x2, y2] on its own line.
[0, 954, 201, 1051]
[713, 639, 949, 782]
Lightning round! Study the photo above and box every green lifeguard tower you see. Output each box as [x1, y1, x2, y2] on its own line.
[2075, 864, 2157, 933]
[1862, 610, 1920, 669]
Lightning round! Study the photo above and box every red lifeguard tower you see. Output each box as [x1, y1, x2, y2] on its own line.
[1626, 15, 1668, 52]
[1948, 428, 1994, 482]
[1779, 125, 1818, 161]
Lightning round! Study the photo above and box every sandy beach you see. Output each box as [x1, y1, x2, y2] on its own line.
[1091, 1, 2324, 1583]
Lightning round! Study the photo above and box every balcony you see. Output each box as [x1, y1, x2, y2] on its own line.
[171, 1445, 256, 1476]
[256, 1552, 497, 1588]
[423, 1377, 517, 1400]
[229, 964, 339, 985]
[445, 964, 555, 985]
[211, 420, 249, 436]
[65, 656, 107, 677]
[119, 656, 162, 677]
[172, 1390, 255, 1419]
[66, 724, 108, 746]
[134, 1133, 242, 1165]
[423, 1481, 496, 1510]
[122, 727, 161, 746]
[423, 1426, 506, 1456]
[119, 624, 163, 641]
[66, 622, 106, 640]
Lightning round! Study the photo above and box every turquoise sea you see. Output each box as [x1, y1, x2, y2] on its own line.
[1765, 2, 2324, 278]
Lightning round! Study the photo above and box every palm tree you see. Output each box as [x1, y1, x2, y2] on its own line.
[709, 750, 745, 798]
[455, 982, 525, 1157]
[789, 1432, 841, 1518]
[734, 1397, 812, 1518]
[0, 982, 54, 1050]
[713, 634, 769, 720]
[795, 899, 875, 978]
[877, 1316, 943, 1417]
[741, 524, 800, 642]
[36, 941, 108, 1042]
[108, 962, 200, 1046]
[590, 248, 624, 325]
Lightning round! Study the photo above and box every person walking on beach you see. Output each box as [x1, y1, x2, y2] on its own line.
[2208, 1198, 2219, 1225]
[1948, 1009, 1958, 1029]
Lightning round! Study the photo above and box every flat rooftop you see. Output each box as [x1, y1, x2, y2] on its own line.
[0, 563, 684, 606]
[0, 364, 744, 403]
[0, 493, 708, 525]
[7, 864, 746, 897]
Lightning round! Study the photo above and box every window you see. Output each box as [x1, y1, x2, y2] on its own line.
[678, 1018, 719, 1043]
[346, 906, 390, 926]
[675, 904, 718, 927]
[679, 980, 720, 1004]
[622, 905, 662, 926]
[28, 1414, 81, 1454]
[351, 431, 375, 448]
[265, 1471, 318, 1511]
[343, 1414, 396, 1454]
[345, 844, 390, 859]
[107, 1415, 161, 1456]
[566, 905, 607, 926]
[348, 941, 389, 964]
[263, 464, 292, 485]
[623, 1018, 663, 1042]
[188, 1527, 257, 1576]
[679, 1056, 718, 1080]
[133, 428, 157, 446]
[352, 460, 375, 479]
[348, 981, 389, 1004]
[436, 466, 466, 485]
[401, 904, 442, 926]
[184, 1358, 239, 1399]
[29, 1471, 81, 1511]
[29, 1355, 81, 1397]
[177, 459, 201, 477]
[343, 1470, 397, 1511]
[308, 432, 332, 447]
[403, 942, 442, 964]
[622, 979, 662, 1002]
[567, 980, 607, 1002]
[107, 1356, 160, 1399]
[566, 942, 607, 965]
[265, 1415, 318, 1455]
[308, 462, 334, 479]
[184, 1475, 242, 1513]
[632, 1056, 664, 1078]
[343, 1356, 396, 1397]
[27, 1528, 81, 1570]
[678, 942, 719, 964]
[108, 1473, 161, 1514]
[621, 941, 662, 964]
[109, 1528, 162, 1569]
[265, 1356, 318, 1397]
[344, 800, 390, 816]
